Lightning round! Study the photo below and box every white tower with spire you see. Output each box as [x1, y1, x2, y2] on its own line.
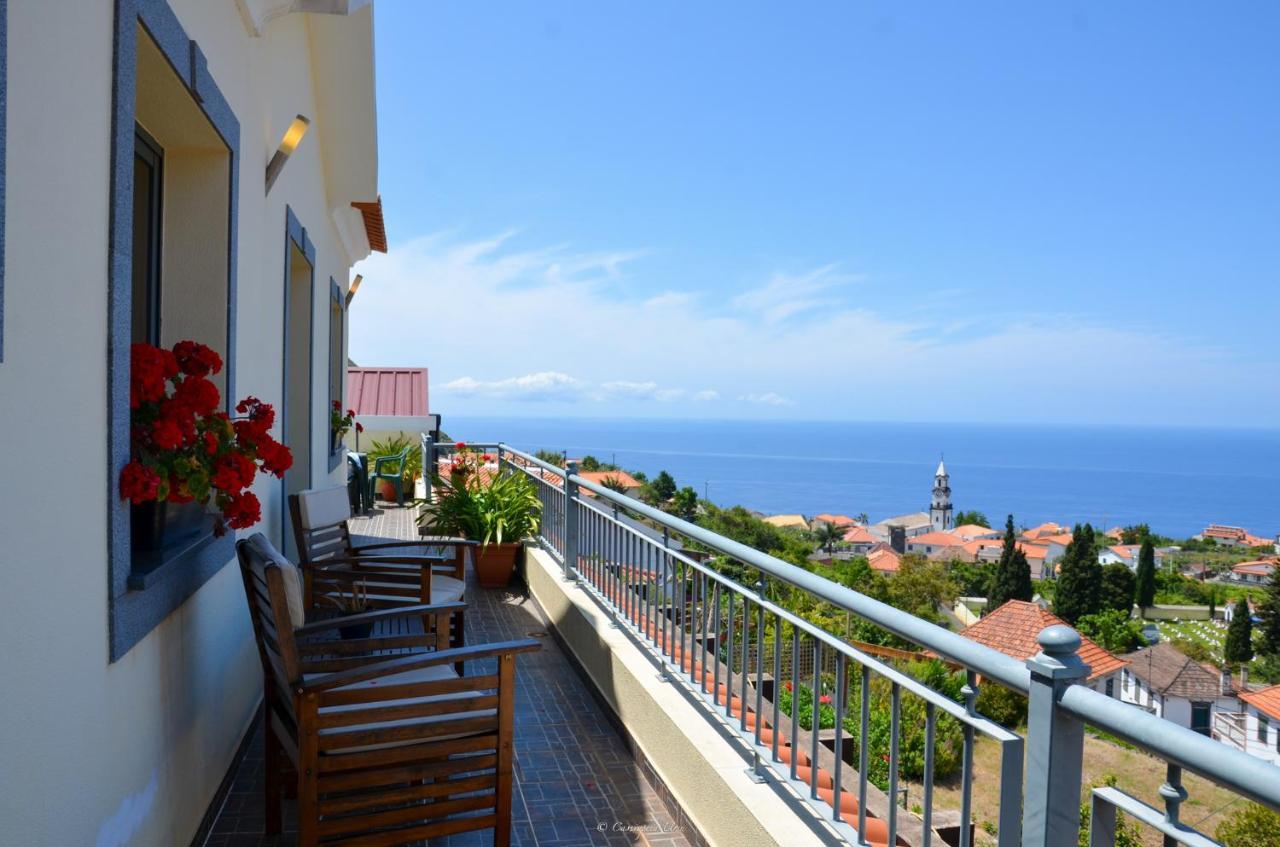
[930, 458, 953, 532]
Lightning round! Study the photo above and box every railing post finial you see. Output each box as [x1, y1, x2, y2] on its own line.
[563, 460, 579, 581]
[1022, 624, 1090, 847]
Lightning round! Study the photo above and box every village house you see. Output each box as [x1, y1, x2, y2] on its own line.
[841, 524, 880, 555]
[867, 544, 903, 574]
[951, 523, 1001, 541]
[762, 513, 811, 531]
[1214, 685, 1280, 766]
[1099, 544, 1166, 570]
[905, 530, 964, 556]
[1119, 643, 1238, 735]
[958, 600, 1128, 697]
[1200, 524, 1249, 548]
[1230, 559, 1276, 585]
[578, 469, 646, 498]
[871, 510, 934, 539]
[811, 513, 858, 530]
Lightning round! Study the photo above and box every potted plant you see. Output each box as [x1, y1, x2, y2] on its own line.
[121, 341, 293, 548]
[419, 470, 542, 588]
[367, 435, 413, 502]
[446, 442, 490, 489]
[329, 401, 360, 455]
[323, 581, 372, 640]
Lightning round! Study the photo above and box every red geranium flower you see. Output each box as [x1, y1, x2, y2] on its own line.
[818, 695, 832, 705]
[355, 422, 364, 433]
[173, 340, 222, 377]
[120, 461, 160, 503]
[174, 375, 220, 416]
[783, 681, 793, 693]
[223, 490, 262, 529]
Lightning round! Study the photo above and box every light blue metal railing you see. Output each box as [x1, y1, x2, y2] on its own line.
[424, 437, 1280, 846]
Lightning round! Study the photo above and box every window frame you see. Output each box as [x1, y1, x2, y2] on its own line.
[131, 124, 164, 345]
[106, 0, 241, 662]
[327, 278, 345, 472]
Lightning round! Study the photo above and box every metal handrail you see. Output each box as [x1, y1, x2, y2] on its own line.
[453, 440, 1280, 843]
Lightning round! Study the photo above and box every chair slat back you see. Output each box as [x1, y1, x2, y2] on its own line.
[290, 486, 355, 566]
[236, 533, 306, 723]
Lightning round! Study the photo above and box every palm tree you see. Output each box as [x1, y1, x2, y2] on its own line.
[600, 474, 631, 497]
[853, 513, 870, 525]
[814, 522, 845, 554]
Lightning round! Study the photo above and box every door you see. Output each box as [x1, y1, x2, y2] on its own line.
[1191, 702, 1212, 736]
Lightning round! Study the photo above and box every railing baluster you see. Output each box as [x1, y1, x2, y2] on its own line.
[889, 681, 900, 845]
[790, 625, 799, 782]
[713, 582, 722, 707]
[960, 671, 976, 847]
[858, 664, 870, 845]
[923, 701, 935, 847]
[1160, 764, 1186, 847]
[811, 639, 821, 799]
[833, 657, 846, 824]
[772, 611, 781, 764]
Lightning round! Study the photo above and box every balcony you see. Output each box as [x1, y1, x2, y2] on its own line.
[208, 439, 1280, 846]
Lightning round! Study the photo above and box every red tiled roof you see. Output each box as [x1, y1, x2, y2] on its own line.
[843, 526, 878, 545]
[1244, 534, 1275, 548]
[578, 470, 644, 490]
[907, 531, 963, 547]
[348, 367, 429, 417]
[1241, 685, 1280, 722]
[1017, 542, 1049, 561]
[814, 514, 857, 527]
[1204, 525, 1247, 540]
[952, 524, 999, 540]
[868, 546, 901, 573]
[958, 600, 1127, 682]
[1232, 560, 1276, 576]
[1024, 522, 1067, 539]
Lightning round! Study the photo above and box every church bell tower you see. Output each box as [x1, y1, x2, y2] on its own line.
[930, 458, 953, 532]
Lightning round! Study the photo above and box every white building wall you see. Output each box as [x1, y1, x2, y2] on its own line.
[0, 3, 372, 845]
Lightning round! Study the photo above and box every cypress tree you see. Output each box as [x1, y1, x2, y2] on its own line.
[987, 514, 1032, 610]
[1054, 523, 1102, 626]
[1134, 538, 1157, 615]
[1101, 562, 1136, 616]
[1224, 601, 1255, 665]
[1257, 570, 1280, 658]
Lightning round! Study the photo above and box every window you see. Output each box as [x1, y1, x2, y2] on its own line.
[1260, 714, 1269, 743]
[328, 279, 345, 470]
[131, 127, 163, 345]
[1105, 678, 1114, 698]
[108, 1, 240, 661]
[1191, 703, 1211, 736]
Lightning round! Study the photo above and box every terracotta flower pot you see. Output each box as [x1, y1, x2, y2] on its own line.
[377, 479, 400, 501]
[474, 542, 522, 588]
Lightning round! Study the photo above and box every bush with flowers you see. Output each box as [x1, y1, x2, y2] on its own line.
[121, 340, 293, 536]
[330, 401, 362, 443]
[446, 442, 493, 486]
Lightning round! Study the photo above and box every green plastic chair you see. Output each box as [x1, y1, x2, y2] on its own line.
[367, 446, 410, 506]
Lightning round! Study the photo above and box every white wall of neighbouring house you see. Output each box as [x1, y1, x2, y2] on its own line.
[0, 2, 376, 844]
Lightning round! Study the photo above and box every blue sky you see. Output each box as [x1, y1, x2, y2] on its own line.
[350, 2, 1279, 425]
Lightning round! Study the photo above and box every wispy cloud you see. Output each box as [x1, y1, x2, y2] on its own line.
[351, 230, 1280, 425]
[740, 392, 795, 407]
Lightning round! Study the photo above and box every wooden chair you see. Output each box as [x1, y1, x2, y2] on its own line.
[290, 485, 472, 660]
[236, 533, 540, 847]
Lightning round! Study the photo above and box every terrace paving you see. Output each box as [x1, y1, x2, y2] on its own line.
[201, 505, 694, 847]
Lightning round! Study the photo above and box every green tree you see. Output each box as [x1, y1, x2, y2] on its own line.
[1257, 568, 1280, 658]
[671, 486, 699, 521]
[1216, 802, 1280, 847]
[1054, 523, 1102, 625]
[1225, 601, 1255, 665]
[1077, 610, 1144, 653]
[947, 558, 996, 597]
[813, 522, 845, 553]
[1119, 523, 1151, 545]
[1134, 538, 1157, 614]
[987, 515, 1033, 610]
[1100, 562, 1136, 615]
[534, 449, 564, 468]
[886, 555, 957, 626]
[650, 470, 677, 502]
[579, 455, 601, 471]
[953, 510, 990, 528]
[599, 474, 632, 496]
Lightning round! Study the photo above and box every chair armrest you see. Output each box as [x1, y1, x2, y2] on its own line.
[352, 538, 477, 552]
[414, 533, 479, 546]
[304, 638, 542, 693]
[295, 601, 466, 636]
[303, 554, 447, 570]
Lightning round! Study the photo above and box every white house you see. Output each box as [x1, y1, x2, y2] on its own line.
[1230, 560, 1276, 585]
[1119, 644, 1238, 735]
[0, 3, 381, 843]
[1214, 685, 1280, 766]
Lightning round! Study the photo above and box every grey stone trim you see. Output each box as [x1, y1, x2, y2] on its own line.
[108, 0, 242, 662]
[327, 277, 344, 473]
[280, 205, 315, 543]
[0, 0, 7, 361]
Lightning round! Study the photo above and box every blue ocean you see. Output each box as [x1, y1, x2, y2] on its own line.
[446, 417, 1279, 540]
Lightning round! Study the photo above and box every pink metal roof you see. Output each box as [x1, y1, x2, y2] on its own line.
[347, 367, 429, 417]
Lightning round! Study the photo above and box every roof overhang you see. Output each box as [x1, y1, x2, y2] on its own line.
[235, 0, 372, 36]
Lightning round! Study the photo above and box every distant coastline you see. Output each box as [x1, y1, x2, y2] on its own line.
[448, 416, 1279, 539]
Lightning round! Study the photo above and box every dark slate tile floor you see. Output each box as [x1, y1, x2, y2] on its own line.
[201, 506, 692, 847]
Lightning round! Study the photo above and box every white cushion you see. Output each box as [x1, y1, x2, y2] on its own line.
[314, 664, 495, 753]
[297, 485, 352, 530]
[277, 560, 307, 630]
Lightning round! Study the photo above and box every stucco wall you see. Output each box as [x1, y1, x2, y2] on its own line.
[0, 2, 370, 844]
